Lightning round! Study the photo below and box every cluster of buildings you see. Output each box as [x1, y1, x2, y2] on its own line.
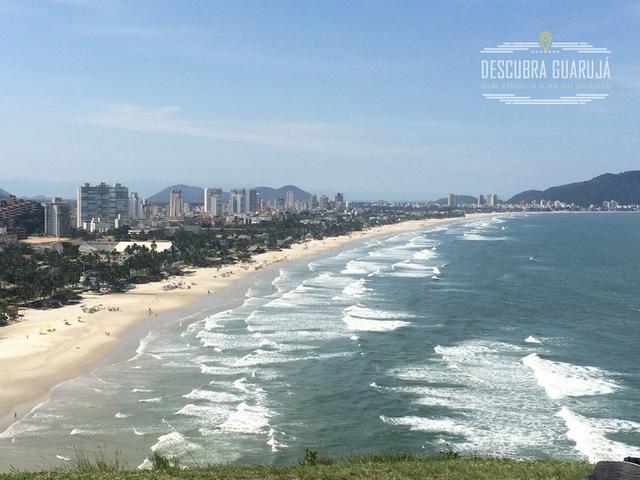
[29, 182, 349, 237]
[508, 199, 640, 212]
[5, 182, 640, 245]
[447, 193, 498, 208]
[0, 195, 42, 241]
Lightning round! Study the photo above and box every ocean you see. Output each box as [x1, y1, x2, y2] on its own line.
[1, 212, 639, 470]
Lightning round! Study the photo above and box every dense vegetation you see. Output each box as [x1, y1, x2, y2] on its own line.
[0, 452, 592, 480]
[509, 170, 640, 206]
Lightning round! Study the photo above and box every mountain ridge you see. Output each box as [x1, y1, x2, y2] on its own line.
[509, 171, 640, 206]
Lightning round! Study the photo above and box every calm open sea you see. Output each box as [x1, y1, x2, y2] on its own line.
[1, 212, 639, 470]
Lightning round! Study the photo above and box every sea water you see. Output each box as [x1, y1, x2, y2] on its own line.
[1, 212, 639, 470]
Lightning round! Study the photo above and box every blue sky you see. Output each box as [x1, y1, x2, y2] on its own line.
[0, 0, 638, 200]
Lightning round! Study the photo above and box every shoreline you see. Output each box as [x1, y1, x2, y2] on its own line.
[0, 213, 495, 432]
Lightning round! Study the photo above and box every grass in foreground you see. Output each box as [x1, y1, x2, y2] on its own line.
[1, 451, 593, 480]
[0, 451, 593, 480]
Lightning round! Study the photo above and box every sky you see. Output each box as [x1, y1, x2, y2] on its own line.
[0, 0, 638, 200]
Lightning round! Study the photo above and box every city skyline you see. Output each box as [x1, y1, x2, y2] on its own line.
[1, 1, 639, 200]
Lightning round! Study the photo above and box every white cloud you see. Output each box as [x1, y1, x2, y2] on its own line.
[86, 103, 456, 160]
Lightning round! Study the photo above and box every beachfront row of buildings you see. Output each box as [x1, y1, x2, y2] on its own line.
[33, 183, 348, 237]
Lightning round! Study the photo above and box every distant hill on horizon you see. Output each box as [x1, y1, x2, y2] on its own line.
[147, 185, 204, 204]
[0, 187, 10, 198]
[509, 171, 640, 206]
[253, 185, 311, 202]
[147, 184, 311, 204]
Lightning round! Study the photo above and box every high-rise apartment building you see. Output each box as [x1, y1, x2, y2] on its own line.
[169, 189, 183, 218]
[245, 189, 258, 214]
[76, 183, 129, 229]
[228, 188, 257, 215]
[487, 193, 497, 207]
[204, 187, 224, 217]
[43, 198, 71, 237]
[285, 191, 295, 211]
[230, 188, 246, 215]
[319, 195, 329, 210]
[447, 193, 456, 207]
[128, 192, 144, 220]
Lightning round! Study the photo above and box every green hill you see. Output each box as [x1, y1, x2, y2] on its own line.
[509, 171, 640, 206]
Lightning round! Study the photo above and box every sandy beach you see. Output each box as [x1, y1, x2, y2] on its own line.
[0, 214, 493, 430]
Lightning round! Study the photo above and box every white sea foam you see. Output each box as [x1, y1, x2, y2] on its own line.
[234, 350, 296, 367]
[235, 348, 348, 367]
[434, 343, 498, 365]
[133, 428, 145, 436]
[138, 432, 202, 469]
[0, 422, 47, 440]
[138, 397, 162, 403]
[525, 336, 542, 344]
[386, 340, 570, 456]
[392, 260, 431, 271]
[131, 388, 154, 393]
[341, 260, 380, 276]
[304, 272, 344, 289]
[375, 266, 435, 278]
[56, 455, 71, 461]
[342, 305, 412, 331]
[219, 402, 271, 433]
[343, 278, 371, 297]
[380, 415, 465, 435]
[197, 329, 262, 350]
[557, 407, 640, 462]
[0, 400, 50, 440]
[267, 428, 288, 452]
[183, 388, 242, 403]
[199, 363, 249, 376]
[522, 353, 619, 400]
[345, 305, 413, 319]
[413, 248, 437, 260]
[271, 269, 293, 293]
[175, 404, 230, 424]
[233, 377, 250, 392]
[128, 332, 162, 362]
[343, 315, 410, 332]
[115, 412, 130, 419]
[460, 233, 506, 241]
[150, 431, 200, 453]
